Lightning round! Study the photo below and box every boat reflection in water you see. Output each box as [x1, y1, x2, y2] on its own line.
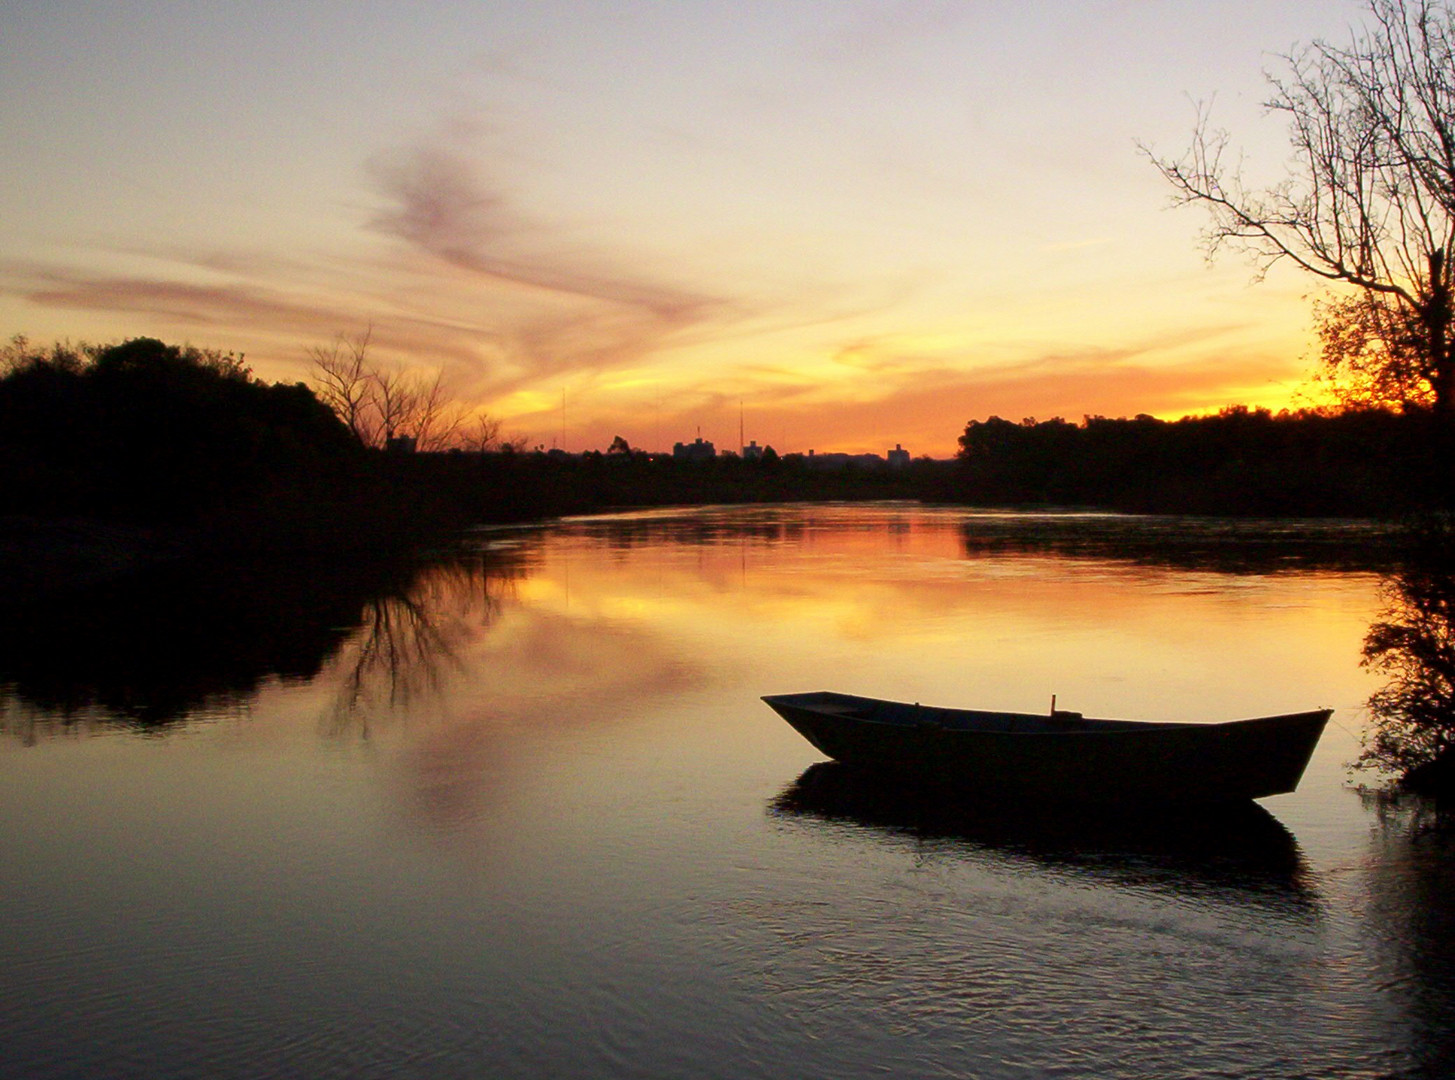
[772, 761, 1318, 915]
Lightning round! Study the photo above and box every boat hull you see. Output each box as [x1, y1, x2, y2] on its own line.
[762, 692, 1331, 805]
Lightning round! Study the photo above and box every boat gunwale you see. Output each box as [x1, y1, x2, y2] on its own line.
[761, 691, 1332, 737]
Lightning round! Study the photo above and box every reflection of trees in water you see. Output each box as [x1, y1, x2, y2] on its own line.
[771, 762, 1318, 917]
[549, 506, 1398, 576]
[560, 508, 809, 551]
[322, 555, 524, 737]
[1346, 524, 1455, 1075]
[958, 514, 1397, 574]
[1361, 526, 1455, 791]
[0, 559, 368, 740]
[1357, 794, 1455, 1079]
[0, 543, 533, 742]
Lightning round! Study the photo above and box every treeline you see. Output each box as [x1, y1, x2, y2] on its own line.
[463, 449, 941, 512]
[951, 408, 1452, 516]
[6, 334, 1453, 580]
[0, 337, 356, 526]
[0, 337, 931, 575]
[0, 338, 468, 569]
[386, 408, 1453, 519]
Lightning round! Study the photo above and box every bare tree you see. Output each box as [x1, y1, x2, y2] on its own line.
[308, 329, 376, 444]
[407, 367, 468, 452]
[462, 412, 504, 453]
[365, 363, 472, 450]
[367, 362, 417, 447]
[308, 328, 493, 451]
[1145, 0, 1455, 419]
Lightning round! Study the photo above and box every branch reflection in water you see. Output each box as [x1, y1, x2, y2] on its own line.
[322, 549, 527, 738]
[771, 762, 1318, 917]
[1354, 520, 1455, 1080]
[0, 540, 536, 743]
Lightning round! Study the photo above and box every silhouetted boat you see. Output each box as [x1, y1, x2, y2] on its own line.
[761, 691, 1331, 804]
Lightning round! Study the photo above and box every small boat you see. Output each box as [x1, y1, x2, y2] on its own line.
[761, 691, 1331, 805]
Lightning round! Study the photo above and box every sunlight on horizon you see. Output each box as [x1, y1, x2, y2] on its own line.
[0, 1, 1366, 455]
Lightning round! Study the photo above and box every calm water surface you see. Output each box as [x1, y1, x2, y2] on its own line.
[2, 504, 1451, 1080]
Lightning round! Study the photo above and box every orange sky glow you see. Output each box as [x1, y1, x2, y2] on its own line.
[1, 2, 1367, 456]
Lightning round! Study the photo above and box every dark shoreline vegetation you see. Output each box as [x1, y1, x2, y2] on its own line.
[2, 403, 1442, 591]
[3, 336, 1451, 563]
[4, 334, 1455, 794]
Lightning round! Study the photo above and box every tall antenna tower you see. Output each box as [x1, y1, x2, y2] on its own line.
[739, 400, 745, 455]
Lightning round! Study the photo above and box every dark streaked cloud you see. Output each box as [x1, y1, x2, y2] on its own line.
[19, 274, 336, 333]
[367, 142, 722, 325]
[2, 264, 509, 377]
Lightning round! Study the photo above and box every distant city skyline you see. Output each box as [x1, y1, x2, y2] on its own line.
[2, 1, 1368, 455]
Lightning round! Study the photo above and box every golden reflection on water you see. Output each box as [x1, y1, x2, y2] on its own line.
[3, 506, 1381, 769]
[3, 505, 1449, 1080]
[0, 506, 1388, 827]
[499, 507, 1382, 724]
[285, 505, 1387, 841]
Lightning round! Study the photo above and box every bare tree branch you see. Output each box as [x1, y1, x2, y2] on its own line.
[307, 328, 497, 452]
[307, 328, 376, 445]
[1142, 0, 1455, 417]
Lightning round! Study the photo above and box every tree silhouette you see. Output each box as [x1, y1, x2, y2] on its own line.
[1146, 0, 1455, 422]
[0, 336, 356, 524]
[307, 329, 475, 451]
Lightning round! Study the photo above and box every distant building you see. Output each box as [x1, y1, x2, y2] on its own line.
[743, 440, 763, 461]
[802, 450, 887, 471]
[386, 434, 417, 454]
[887, 443, 910, 468]
[673, 437, 716, 462]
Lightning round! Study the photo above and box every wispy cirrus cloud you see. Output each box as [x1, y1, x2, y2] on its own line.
[2, 262, 511, 375]
[367, 142, 723, 325]
[19, 273, 337, 334]
[0, 126, 749, 396]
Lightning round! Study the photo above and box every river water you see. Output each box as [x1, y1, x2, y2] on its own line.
[2, 504, 1451, 1079]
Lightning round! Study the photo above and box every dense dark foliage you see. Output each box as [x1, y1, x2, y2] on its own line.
[0, 337, 358, 525]
[954, 407, 1452, 515]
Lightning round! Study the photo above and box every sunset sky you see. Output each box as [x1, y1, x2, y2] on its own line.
[2, 1, 1370, 456]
